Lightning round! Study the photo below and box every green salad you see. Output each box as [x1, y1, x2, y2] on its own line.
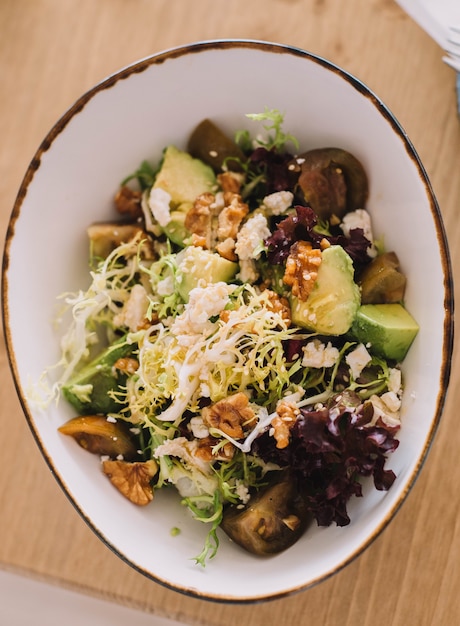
[44, 110, 419, 565]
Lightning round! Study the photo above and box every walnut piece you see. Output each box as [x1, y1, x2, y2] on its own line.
[114, 185, 143, 219]
[217, 171, 244, 194]
[194, 436, 236, 462]
[265, 290, 292, 327]
[102, 459, 158, 506]
[202, 393, 256, 439]
[189, 233, 208, 248]
[216, 237, 237, 261]
[271, 401, 300, 449]
[217, 192, 249, 241]
[113, 357, 139, 375]
[184, 192, 215, 248]
[283, 240, 322, 300]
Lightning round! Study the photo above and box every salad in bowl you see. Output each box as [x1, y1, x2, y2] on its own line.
[42, 109, 419, 566]
[4, 40, 451, 602]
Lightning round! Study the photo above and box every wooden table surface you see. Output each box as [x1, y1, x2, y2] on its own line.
[1, 1, 459, 624]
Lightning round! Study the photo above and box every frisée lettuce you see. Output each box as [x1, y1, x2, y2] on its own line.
[38, 109, 419, 565]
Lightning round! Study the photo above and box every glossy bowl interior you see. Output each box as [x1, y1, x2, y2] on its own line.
[2, 40, 453, 602]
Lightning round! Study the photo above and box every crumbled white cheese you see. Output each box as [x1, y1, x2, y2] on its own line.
[237, 258, 259, 283]
[156, 275, 175, 297]
[148, 187, 172, 227]
[369, 393, 401, 430]
[388, 367, 402, 395]
[235, 480, 251, 504]
[197, 365, 213, 398]
[340, 209, 377, 257]
[262, 190, 293, 215]
[379, 390, 401, 412]
[235, 213, 271, 261]
[113, 283, 149, 332]
[171, 282, 234, 336]
[189, 416, 210, 439]
[340, 208, 372, 238]
[199, 381, 211, 398]
[345, 343, 372, 380]
[302, 339, 340, 369]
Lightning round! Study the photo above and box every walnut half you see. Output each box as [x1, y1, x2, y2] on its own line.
[283, 240, 322, 300]
[271, 401, 300, 449]
[202, 393, 256, 439]
[102, 459, 158, 506]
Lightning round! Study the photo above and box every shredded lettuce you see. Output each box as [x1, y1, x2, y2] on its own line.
[38, 110, 408, 567]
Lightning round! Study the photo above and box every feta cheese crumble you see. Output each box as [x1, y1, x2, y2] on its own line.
[369, 393, 401, 430]
[388, 367, 402, 395]
[302, 339, 340, 369]
[345, 343, 372, 380]
[235, 213, 271, 261]
[113, 283, 149, 332]
[189, 415, 210, 439]
[340, 209, 377, 257]
[148, 187, 172, 227]
[235, 213, 271, 283]
[171, 282, 234, 336]
[262, 190, 293, 215]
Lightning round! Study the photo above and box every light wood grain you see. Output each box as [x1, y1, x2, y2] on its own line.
[1, 1, 459, 624]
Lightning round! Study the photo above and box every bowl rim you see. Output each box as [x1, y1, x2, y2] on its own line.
[1, 38, 455, 603]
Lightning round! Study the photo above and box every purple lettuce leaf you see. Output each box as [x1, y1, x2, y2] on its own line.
[252, 398, 399, 527]
[248, 146, 295, 194]
[265, 205, 372, 268]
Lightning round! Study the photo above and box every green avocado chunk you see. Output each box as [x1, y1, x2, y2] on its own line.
[175, 246, 238, 302]
[151, 146, 217, 247]
[290, 245, 360, 335]
[161, 209, 190, 247]
[152, 146, 216, 246]
[62, 338, 135, 415]
[154, 145, 216, 205]
[350, 303, 419, 362]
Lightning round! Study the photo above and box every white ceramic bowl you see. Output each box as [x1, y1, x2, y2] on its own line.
[2, 40, 453, 602]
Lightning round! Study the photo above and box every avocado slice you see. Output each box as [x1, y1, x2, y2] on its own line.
[290, 245, 360, 335]
[62, 338, 135, 415]
[175, 246, 238, 301]
[151, 146, 216, 248]
[161, 209, 190, 246]
[350, 303, 419, 362]
[154, 145, 216, 206]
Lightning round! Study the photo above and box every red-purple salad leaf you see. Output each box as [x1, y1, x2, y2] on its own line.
[265, 205, 318, 264]
[248, 146, 295, 194]
[265, 205, 372, 268]
[252, 395, 399, 527]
